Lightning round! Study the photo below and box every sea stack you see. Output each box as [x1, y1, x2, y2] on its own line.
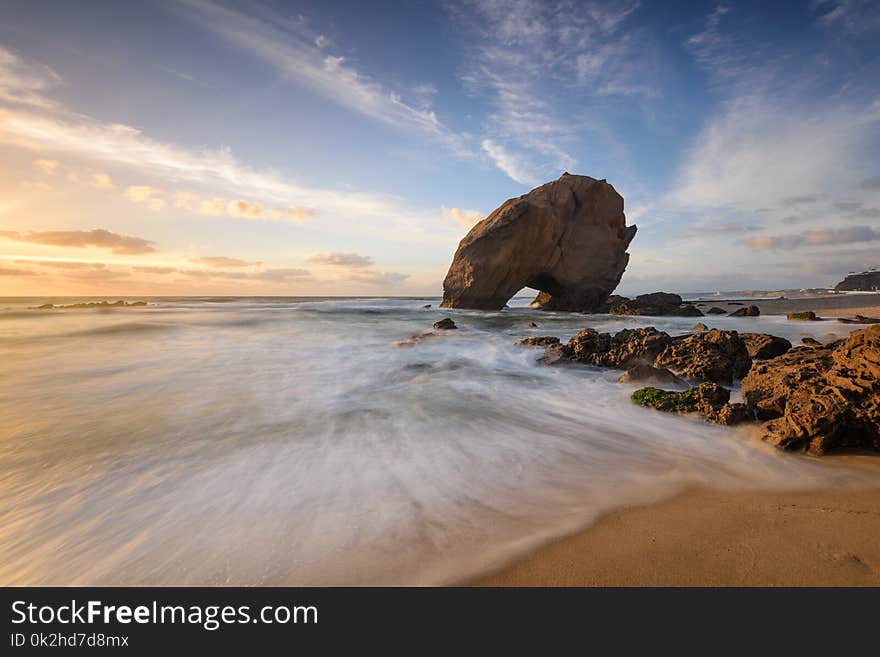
[440, 173, 637, 312]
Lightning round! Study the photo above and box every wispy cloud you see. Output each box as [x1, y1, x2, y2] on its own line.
[176, 0, 468, 155]
[441, 206, 483, 229]
[190, 256, 262, 268]
[452, 0, 645, 183]
[0, 46, 61, 110]
[0, 228, 156, 254]
[741, 225, 880, 251]
[306, 252, 374, 268]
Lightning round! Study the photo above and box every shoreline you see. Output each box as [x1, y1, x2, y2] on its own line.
[470, 458, 880, 586]
[693, 293, 880, 318]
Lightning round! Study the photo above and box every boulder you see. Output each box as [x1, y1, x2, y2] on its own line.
[631, 383, 752, 426]
[440, 173, 636, 311]
[516, 336, 560, 347]
[563, 327, 672, 368]
[433, 318, 457, 330]
[787, 311, 820, 321]
[802, 337, 821, 345]
[740, 333, 792, 360]
[604, 292, 703, 317]
[729, 305, 760, 317]
[706, 307, 727, 315]
[654, 329, 751, 384]
[741, 326, 880, 454]
[618, 364, 685, 386]
[692, 322, 708, 331]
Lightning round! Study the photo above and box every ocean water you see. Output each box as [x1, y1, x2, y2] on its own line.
[0, 296, 874, 585]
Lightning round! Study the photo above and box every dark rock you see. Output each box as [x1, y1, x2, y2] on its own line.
[538, 344, 567, 365]
[618, 364, 685, 386]
[516, 336, 560, 347]
[563, 327, 672, 368]
[788, 311, 820, 321]
[706, 307, 727, 315]
[529, 322, 538, 328]
[631, 383, 752, 426]
[741, 325, 880, 454]
[802, 337, 821, 345]
[440, 173, 636, 311]
[604, 292, 704, 317]
[740, 333, 792, 360]
[422, 304, 432, 308]
[729, 305, 760, 317]
[433, 318, 457, 330]
[654, 329, 751, 384]
[855, 315, 880, 324]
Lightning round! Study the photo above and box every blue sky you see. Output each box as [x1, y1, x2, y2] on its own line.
[0, 0, 879, 295]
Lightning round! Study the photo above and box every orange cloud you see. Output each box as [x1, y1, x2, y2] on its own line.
[0, 228, 156, 254]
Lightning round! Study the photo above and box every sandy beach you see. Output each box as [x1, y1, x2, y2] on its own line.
[695, 293, 880, 319]
[472, 457, 880, 586]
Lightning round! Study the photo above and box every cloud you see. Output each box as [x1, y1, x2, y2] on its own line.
[133, 265, 178, 274]
[452, 0, 644, 183]
[16, 259, 106, 270]
[181, 266, 311, 282]
[480, 139, 537, 186]
[781, 195, 818, 206]
[684, 221, 763, 238]
[860, 176, 880, 190]
[0, 266, 40, 276]
[32, 158, 60, 175]
[0, 46, 61, 110]
[740, 225, 880, 251]
[176, 0, 467, 154]
[306, 252, 374, 268]
[441, 206, 483, 229]
[347, 270, 409, 286]
[68, 170, 114, 188]
[125, 185, 166, 211]
[813, 0, 880, 34]
[0, 228, 156, 254]
[190, 256, 261, 268]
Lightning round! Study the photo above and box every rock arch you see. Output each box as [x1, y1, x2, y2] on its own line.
[440, 173, 637, 312]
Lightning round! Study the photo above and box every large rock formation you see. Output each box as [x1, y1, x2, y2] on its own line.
[741, 325, 880, 454]
[441, 173, 636, 311]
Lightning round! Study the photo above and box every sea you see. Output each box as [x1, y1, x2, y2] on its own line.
[0, 295, 874, 585]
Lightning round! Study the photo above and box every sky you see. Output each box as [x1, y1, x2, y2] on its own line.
[0, 0, 879, 296]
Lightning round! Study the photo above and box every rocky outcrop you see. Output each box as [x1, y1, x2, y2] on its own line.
[741, 325, 880, 454]
[631, 383, 752, 426]
[549, 326, 751, 384]
[692, 322, 708, 331]
[729, 305, 760, 317]
[563, 327, 672, 368]
[740, 333, 792, 360]
[603, 292, 703, 317]
[441, 173, 636, 311]
[433, 318, 457, 330]
[516, 336, 560, 347]
[654, 329, 751, 385]
[835, 270, 880, 292]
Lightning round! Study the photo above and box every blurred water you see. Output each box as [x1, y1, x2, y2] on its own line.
[0, 296, 874, 585]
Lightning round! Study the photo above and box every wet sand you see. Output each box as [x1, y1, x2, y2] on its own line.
[471, 475, 880, 586]
[695, 293, 880, 319]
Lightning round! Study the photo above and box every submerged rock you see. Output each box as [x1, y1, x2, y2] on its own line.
[729, 305, 760, 317]
[740, 333, 792, 360]
[618, 364, 685, 386]
[802, 336, 821, 345]
[706, 307, 727, 315]
[516, 336, 560, 347]
[440, 173, 636, 312]
[788, 311, 820, 321]
[741, 325, 880, 454]
[433, 318, 457, 330]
